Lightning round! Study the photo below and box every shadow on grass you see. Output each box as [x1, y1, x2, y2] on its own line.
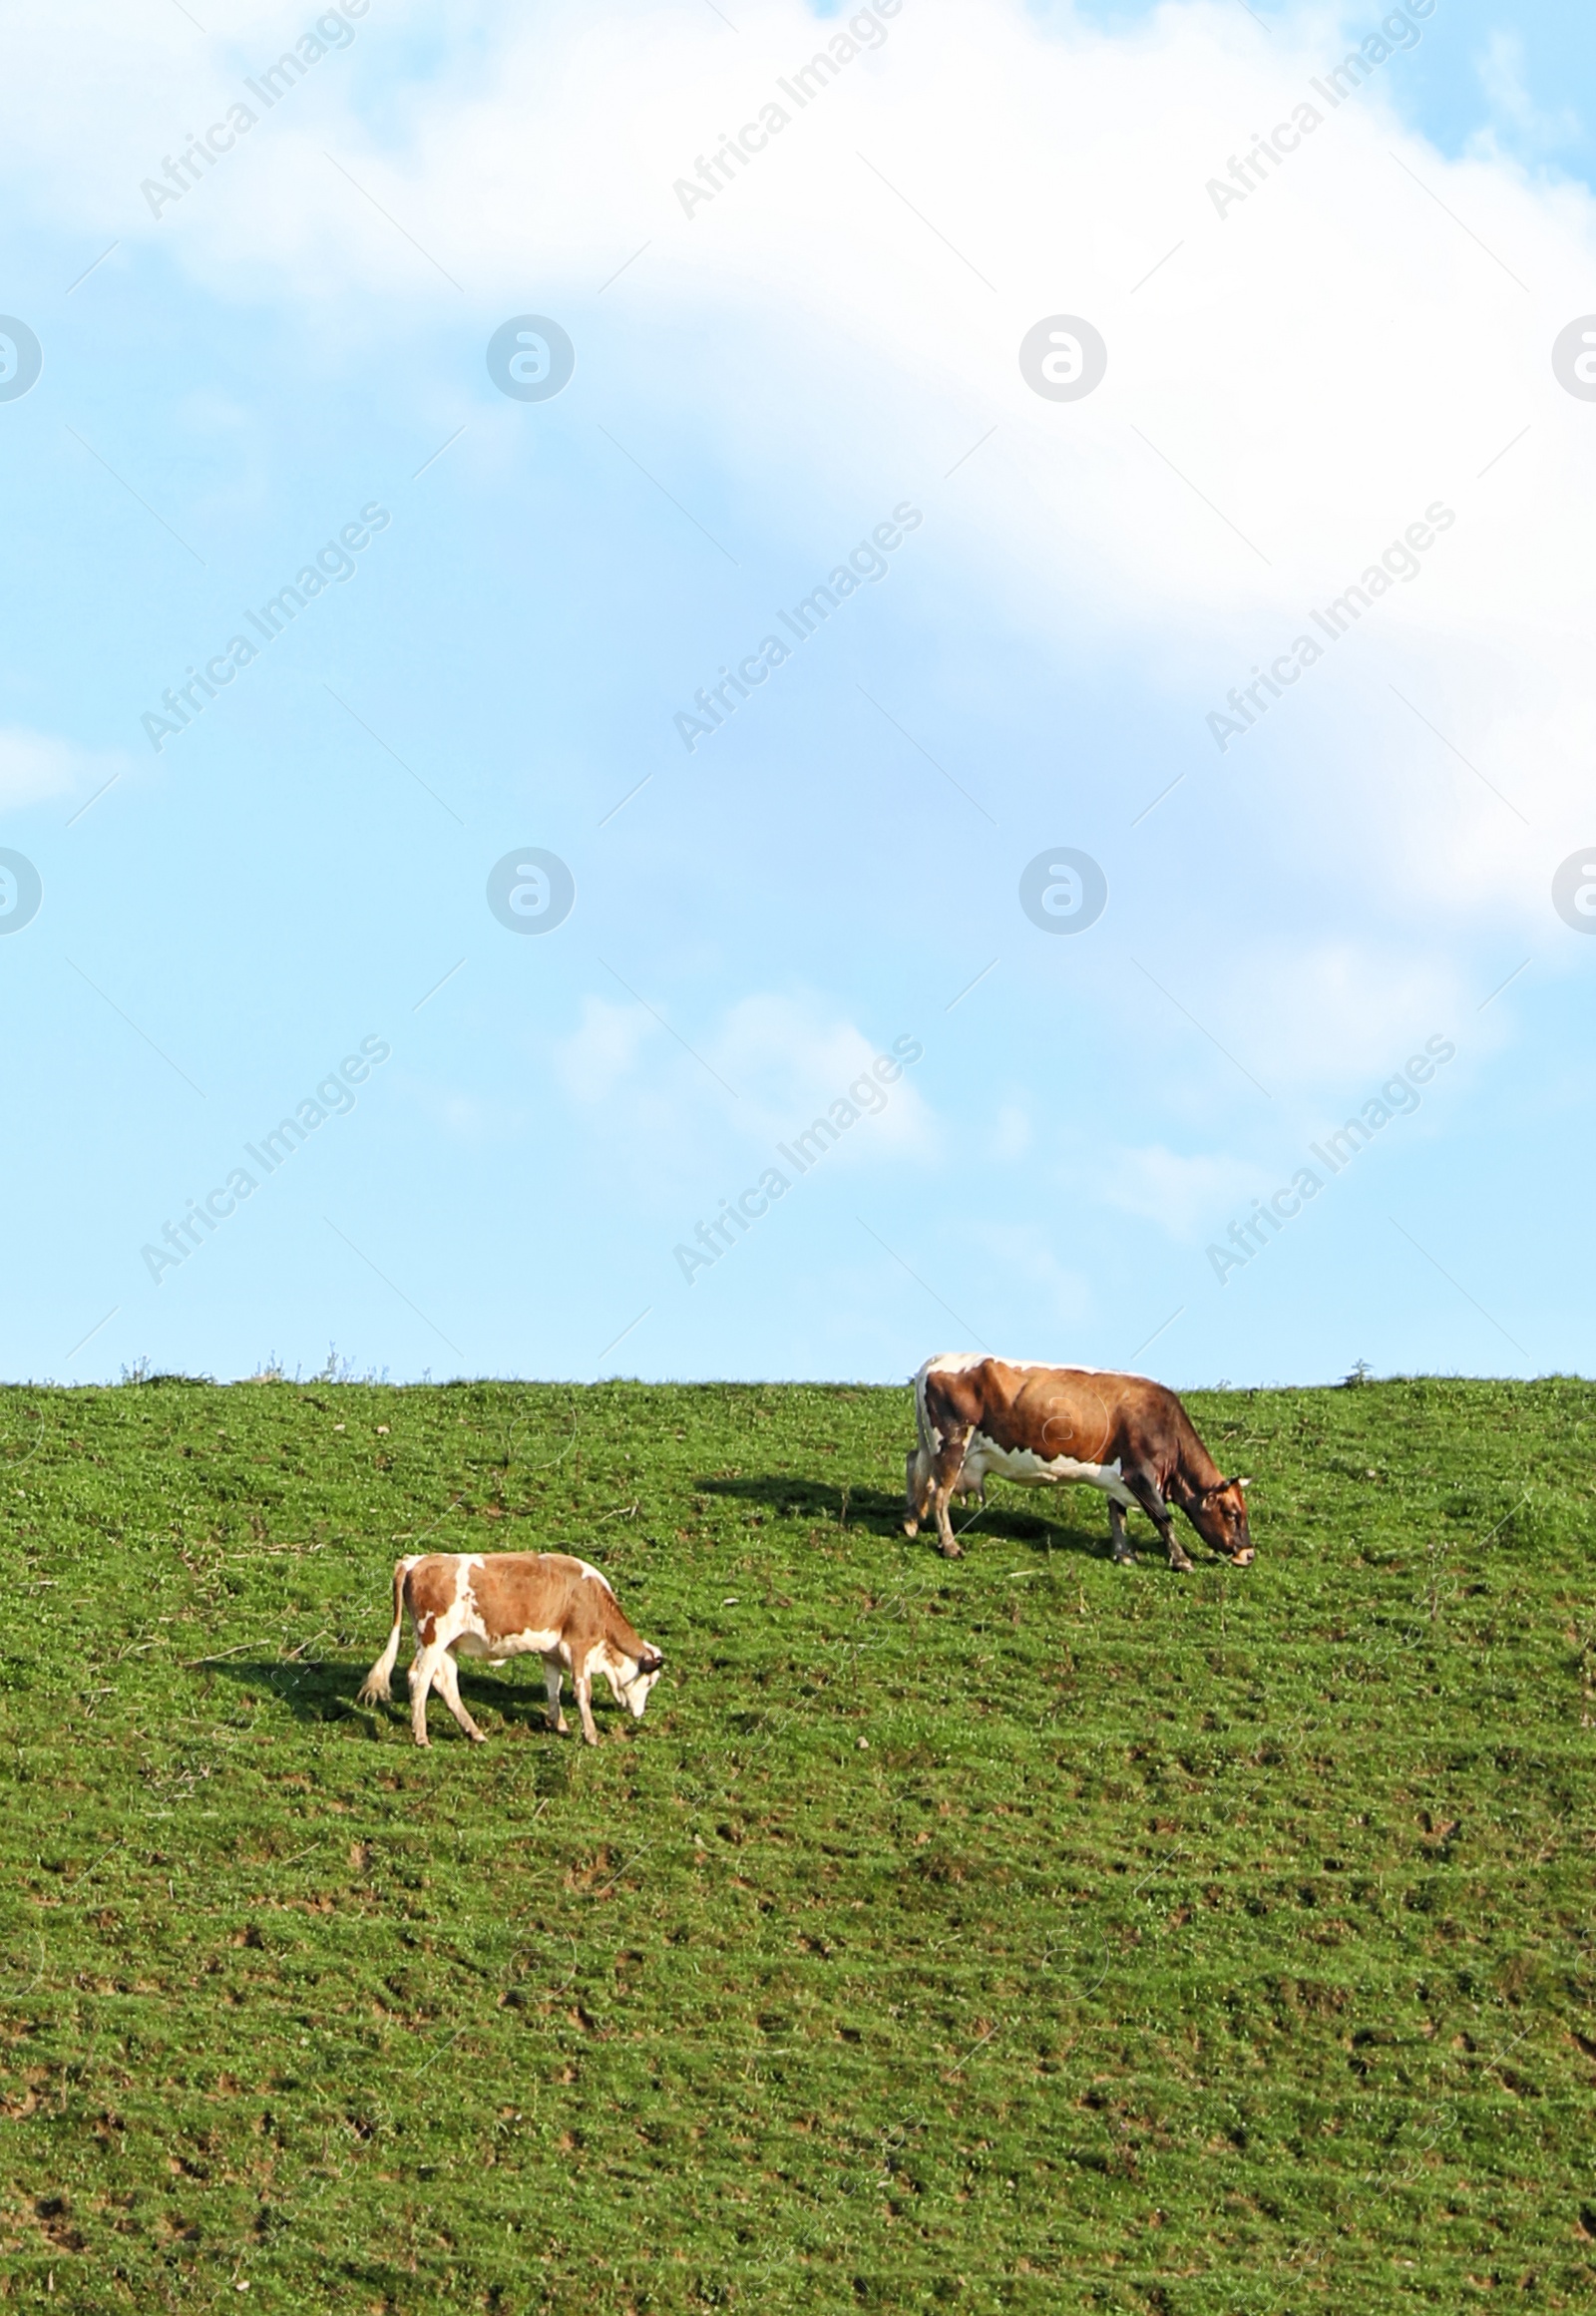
[695, 1473, 1115, 1559]
[203, 1655, 570, 1736]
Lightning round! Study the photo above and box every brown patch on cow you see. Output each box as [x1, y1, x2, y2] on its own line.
[402, 1558, 459, 1633]
[464, 1553, 573, 1638]
[927, 1363, 1117, 1465]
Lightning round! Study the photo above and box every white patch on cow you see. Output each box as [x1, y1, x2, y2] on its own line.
[452, 1556, 483, 1620]
[958, 1430, 1137, 1508]
[456, 1623, 562, 1662]
[577, 1559, 614, 1594]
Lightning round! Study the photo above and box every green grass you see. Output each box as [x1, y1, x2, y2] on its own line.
[1, 1373, 1593, 2312]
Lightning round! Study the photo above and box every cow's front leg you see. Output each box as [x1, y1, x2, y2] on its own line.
[1125, 1471, 1193, 1573]
[1107, 1498, 1136, 1565]
[573, 1665, 599, 1745]
[543, 1654, 569, 1736]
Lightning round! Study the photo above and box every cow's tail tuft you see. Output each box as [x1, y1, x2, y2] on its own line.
[357, 1556, 417, 1705]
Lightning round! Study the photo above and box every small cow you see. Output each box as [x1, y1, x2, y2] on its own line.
[904, 1353, 1254, 1571]
[357, 1551, 663, 1746]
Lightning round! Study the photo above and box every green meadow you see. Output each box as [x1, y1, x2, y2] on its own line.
[1, 1373, 1592, 2312]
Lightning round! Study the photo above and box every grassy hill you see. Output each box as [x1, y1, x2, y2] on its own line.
[1, 1373, 1592, 2312]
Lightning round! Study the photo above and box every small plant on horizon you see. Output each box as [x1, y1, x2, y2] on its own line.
[251, 1352, 287, 1383]
[120, 1356, 154, 1385]
[313, 1344, 356, 1385]
[1344, 1358, 1375, 1387]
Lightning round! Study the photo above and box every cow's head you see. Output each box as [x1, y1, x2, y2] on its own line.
[614, 1643, 665, 1721]
[1188, 1475, 1254, 1565]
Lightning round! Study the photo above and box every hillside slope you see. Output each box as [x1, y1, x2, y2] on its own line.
[1, 1375, 1592, 2311]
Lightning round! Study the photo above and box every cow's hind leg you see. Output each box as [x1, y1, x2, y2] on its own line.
[407, 1643, 445, 1746]
[1107, 1497, 1136, 1566]
[543, 1654, 569, 1736]
[930, 1429, 974, 1558]
[1124, 1470, 1192, 1572]
[433, 1648, 488, 1743]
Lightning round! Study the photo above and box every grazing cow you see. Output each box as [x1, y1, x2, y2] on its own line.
[904, 1353, 1253, 1571]
[357, 1551, 664, 1746]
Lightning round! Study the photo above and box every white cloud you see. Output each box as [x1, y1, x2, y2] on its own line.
[703, 992, 935, 1159]
[0, 727, 126, 810]
[553, 994, 657, 1104]
[987, 1101, 1032, 1161]
[1071, 1140, 1260, 1245]
[963, 1221, 1092, 1328]
[1183, 939, 1469, 1096]
[1473, 30, 1581, 152]
[13, 0, 1596, 1037]
[547, 985, 937, 1206]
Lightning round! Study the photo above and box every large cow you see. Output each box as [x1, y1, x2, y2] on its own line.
[357, 1551, 664, 1746]
[904, 1353, 1253, 1570]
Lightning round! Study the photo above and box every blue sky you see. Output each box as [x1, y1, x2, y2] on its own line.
[1, 0, 1593, 1387]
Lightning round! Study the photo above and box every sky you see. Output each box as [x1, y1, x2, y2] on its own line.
[1, 0, 1593, 1389]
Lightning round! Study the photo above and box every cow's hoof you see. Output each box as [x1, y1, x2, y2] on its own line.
[1111, 1548, 1137, 1567]
[939, 1541, 964, 1560]
[1168, 1554, 1194, 1575]
[903, 1519, 919, 1538]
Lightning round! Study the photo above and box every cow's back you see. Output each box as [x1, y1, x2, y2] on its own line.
[461, 1552, 581, 1639]
[925, 1357, 1188, 1472]
[402, 1551, 598, 1645]
[1008, 1365, 1186, 1466]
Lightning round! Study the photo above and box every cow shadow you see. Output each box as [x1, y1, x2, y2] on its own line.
[695, 1474, 1112, 1559]
[202, 1655, 569, 1736]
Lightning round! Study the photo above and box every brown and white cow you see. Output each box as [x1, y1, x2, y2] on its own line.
[357, 1551, 664, 1746]
[904, 1353, 1254, 1571]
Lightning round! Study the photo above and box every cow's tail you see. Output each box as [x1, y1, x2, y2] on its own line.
[904, 1358, 944, 1533]
[357, 1556, 418, 1705]
[913, 1357, 940, 1468]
